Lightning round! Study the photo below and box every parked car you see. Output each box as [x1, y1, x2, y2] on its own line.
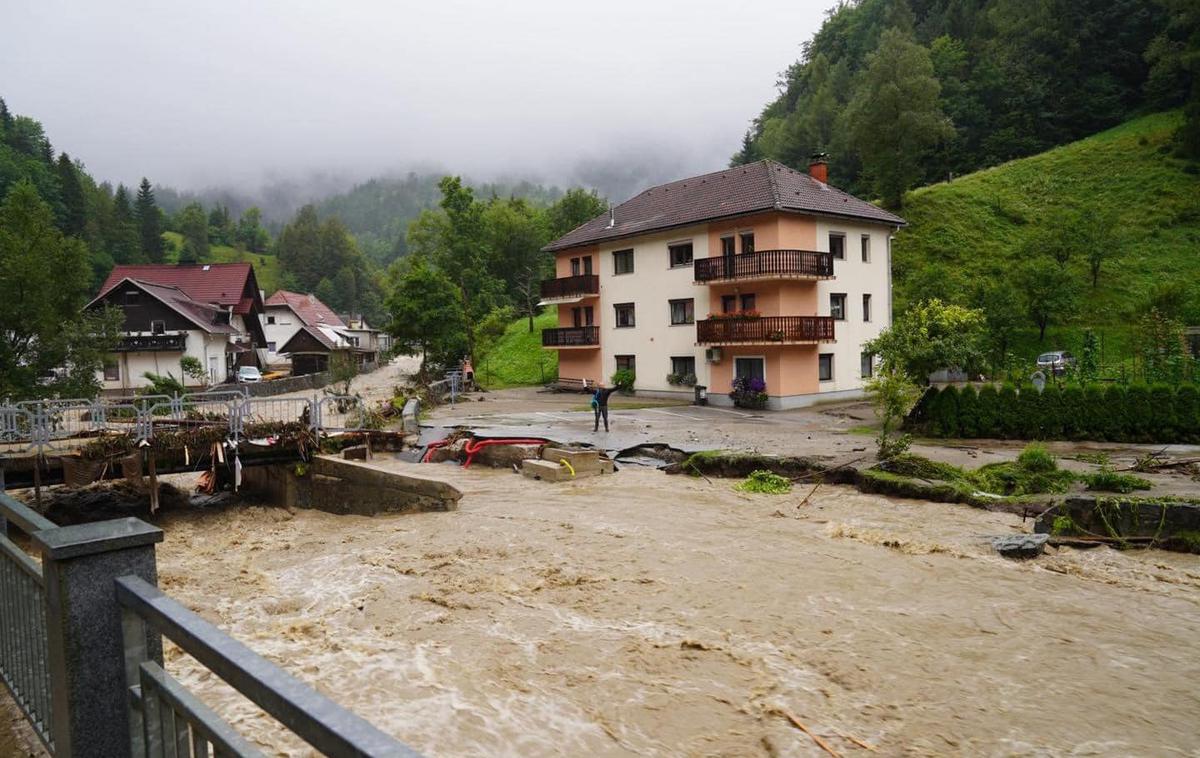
[1036, 351, 1075, 375]
[236, 365, 263, 383]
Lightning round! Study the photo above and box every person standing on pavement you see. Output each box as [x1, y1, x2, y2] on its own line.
[591, 384, 619, 432]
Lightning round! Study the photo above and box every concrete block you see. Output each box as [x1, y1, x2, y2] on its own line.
[541, 447, 601, 472]
[521, 459, 572, 482]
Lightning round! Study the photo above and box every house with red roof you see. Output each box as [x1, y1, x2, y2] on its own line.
[86, 263, 267, 391]
[261, 290, 373, 375]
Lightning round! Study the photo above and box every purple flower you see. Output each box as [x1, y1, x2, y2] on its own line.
[749, 377, 767, 393]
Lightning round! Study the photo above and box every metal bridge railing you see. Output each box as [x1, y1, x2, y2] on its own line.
[118, 576, 419, 758]
[0, 492, 57, 752]
[0, 389, 380, 457]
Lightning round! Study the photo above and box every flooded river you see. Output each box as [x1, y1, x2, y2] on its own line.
[155, 465, 1200, 756]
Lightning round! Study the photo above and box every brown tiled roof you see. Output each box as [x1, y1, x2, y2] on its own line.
[544, 159, 906, 252]
[99, 263, 259, 313]
[86, 278, 236, 334]
[264, 290, 346, 329]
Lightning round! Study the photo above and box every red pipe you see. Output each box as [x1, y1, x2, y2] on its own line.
[462, 437, 548, 469]
[421, 436, 548, 467]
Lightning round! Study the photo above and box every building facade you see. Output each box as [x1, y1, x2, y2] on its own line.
[261, 290, 346, 370]
[540, 159, 904, 409]
[87, 264, 267, 392]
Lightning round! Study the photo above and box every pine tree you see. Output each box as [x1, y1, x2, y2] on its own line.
[55, 153, 87, 237]
[109, 185, 143, 264]
[135, 178, 164, 263]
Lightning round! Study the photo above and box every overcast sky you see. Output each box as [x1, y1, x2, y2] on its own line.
[1, 0, 827, 196]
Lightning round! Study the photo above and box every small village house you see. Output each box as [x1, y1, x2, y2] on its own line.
[540, 158, 905, 409]
[261, 290, 346, 371]
[86, 263, 267, 392]
[262, 291, 374, 376]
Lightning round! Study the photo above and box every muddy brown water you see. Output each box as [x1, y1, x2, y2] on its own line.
[154, 464, 1200, 757]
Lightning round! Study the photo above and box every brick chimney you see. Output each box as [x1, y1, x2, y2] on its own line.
[808, 153, 829, 184]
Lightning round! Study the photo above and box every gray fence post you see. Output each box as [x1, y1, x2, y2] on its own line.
[34, 518, 164, 758]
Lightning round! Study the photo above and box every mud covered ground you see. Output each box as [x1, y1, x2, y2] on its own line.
[154, 463, 1200, 756]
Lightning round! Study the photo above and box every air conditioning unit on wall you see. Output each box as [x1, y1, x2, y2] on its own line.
[705, 347, 722, 363]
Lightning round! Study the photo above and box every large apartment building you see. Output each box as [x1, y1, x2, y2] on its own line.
[540, 158, 905, 409]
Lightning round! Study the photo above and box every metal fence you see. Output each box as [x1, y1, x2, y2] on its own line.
[0, 491, 419, 757]
[119, 576, 419, 758]
[0, 493, 57, 752]
[0, 391, 372, 457]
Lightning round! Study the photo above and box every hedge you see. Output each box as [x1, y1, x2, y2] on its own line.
[905, 383, 1200, 443]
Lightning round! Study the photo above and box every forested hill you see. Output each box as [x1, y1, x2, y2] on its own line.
[315, 174, 567, 266]
[734, 0, 1198, 206]
[893, 111, 1200, 357]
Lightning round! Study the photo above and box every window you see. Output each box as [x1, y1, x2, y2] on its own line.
[266, 315, 276, 325]
[671, 356, 696, 377]
[613, 249, 634, 274]
[150, 320, 165, 335]
[583, 256, 593, 274]
[103, 357, 120, 381]
[720, 236, 735, 256]
[830, 293, 847, 321]
[616, 355, 636, 373]
[740, 293, 756, 312]
[572, 306, 595, 327]
[862, 293, 872, 322]
[124, 291, 139, 305]
[829, 233, 845, 260]
[669, 242, 693, 267]
[734, 357, 765, 381]
[721, 294, 737, 314]
[571, 257, 581, 276]
[669, 298, 694, 325]
[860, 352, 874, 379]
[614, 302, 636, 328]
[267, 341, 277, 353]
[739, 232, 755, 254]
[819, 353, 834, 381]
[861, 234, 871, 263]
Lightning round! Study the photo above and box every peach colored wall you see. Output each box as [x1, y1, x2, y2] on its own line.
[554, 245, 599, 277]
[704, 212, 817, 257]
[776, 214, 817, 249]
[703, 281, 817, 317]
[557, 349, 602, 384]
[711, 345, 818, 397]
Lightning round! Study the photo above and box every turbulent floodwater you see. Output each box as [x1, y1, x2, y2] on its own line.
[155, 465, 1200, 757]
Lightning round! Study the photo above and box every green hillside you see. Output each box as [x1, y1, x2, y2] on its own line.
[161, 231, 284, 294]
[894, 111, 1200, 361]
[475, 310, 558, 388]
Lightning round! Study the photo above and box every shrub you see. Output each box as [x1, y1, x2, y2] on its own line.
[1080, 384, 1107, 440]
[998, 383, 1020, 438]
[1124, 385, 1152, 441]
[976, 384, 1000, 438]
[931, 385, 959, 437]
[611, 369, 636, 392]
[905, 386, 938, 432]
[1016, 385, 1042, 439]
[1040, 383, 1063, 439]
[1101, 385, 1126, 440]
[1080, 467, 1152, 494]
[179, 356, 206, 384]
[730, 376, 768, 409]
[1176, 385, 1199, 442]
[956, 385, 979, 437]
[1017, 442, 1057, 473]
[735, 470, 793, 494]
[1059, 385, 1085, 439]
[1149, 385, 1177, 441]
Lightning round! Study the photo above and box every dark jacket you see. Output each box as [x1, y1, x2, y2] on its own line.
[593, 387, 619, 408]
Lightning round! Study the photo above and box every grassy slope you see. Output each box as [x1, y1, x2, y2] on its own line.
[895, 111, 1200, 360]
[161, 231, 284, 294]
[475, 310, 559, 388]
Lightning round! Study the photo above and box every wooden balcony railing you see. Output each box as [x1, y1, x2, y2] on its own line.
[694, 250, 834, 282]
[117, 332, 188, 352]
[540, 274, 600, 300]
[542, 326, 600, 347]
[696, 316, 834, 344]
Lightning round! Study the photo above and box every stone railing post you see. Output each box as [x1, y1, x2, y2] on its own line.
[34, 517, 164, 758]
